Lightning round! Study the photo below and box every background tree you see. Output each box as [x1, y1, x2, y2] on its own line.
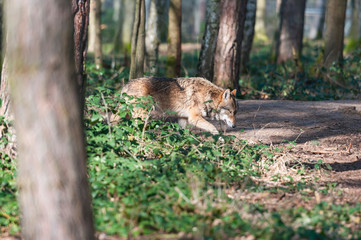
[197, 0, 221, 80]
[213, 0, 248, 90]
[240, 0, 257, 73]
[145, 0, 168, 75]
[129, 0, 146, 79]
[113, 0, 135, 66]
[166, 0, 182, 77]
[276, 0, 306, 63]
[88, 0, 103, 69]
[72, 0, 90, 105]
[323, 0, 347, 86]
[5, 0, 95, 239]
[348, 0, 361, 48]
[0, 47, 9, 119]
[254, 0, 268, 42]
[316, 0, 327, 39]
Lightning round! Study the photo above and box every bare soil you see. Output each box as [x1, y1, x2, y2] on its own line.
[228, 100, 361, 205]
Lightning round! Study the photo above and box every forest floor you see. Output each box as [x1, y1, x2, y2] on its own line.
[226, 100, 361, 206]
[1, 100, 361, 240]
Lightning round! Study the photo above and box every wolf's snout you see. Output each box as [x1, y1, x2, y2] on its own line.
[231, 124, 236, 128]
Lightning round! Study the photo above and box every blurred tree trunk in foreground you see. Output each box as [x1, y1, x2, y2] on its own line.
[5, 0, 95, 239]
[72, 0, 90, 106]
[197, 0, 221, 80]
[166, 0, 182, 77]
[213, 0, 247, 90]
[240, 0, 257, 73]
[316, 0, 327, 39]
[323, 0, 347, 86]
[130, 0, 146, 79]
[145, 0, 167, 75]
[88, 0, 103, 69]
[276, 0, 306, 63]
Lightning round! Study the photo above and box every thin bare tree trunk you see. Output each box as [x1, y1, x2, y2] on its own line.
[213, 0, 248, 90]
[276, 0, 306, 63]
[323, 0, 347, 86]
[88, 0, 103, 69]
[348, 0, 361, 46]
[5, 0, 95, 239]
[323, 0, 347, 68]
[166, 0, 182, 77]
[197, 0, 221, 80]
[316, 0, 327, 40]
[145, 0, 167, 75]
[130, 0, 146, 79]
[113, 0, 135, 66]
[0, 52, 10, 119]
[240, 0, 257, 73]
[254, 0, 268, 42]
[72, 0, 90, 107]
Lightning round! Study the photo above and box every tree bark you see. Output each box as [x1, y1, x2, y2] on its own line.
[240, 0, 257, 73]
[166, 0, 182, 77]
[197, 0, 221, 80]
[145, 0, 167, 75]
[0, 51, 10, 119]
[348, 0, 361, 46]
[5, 0, 95, 239]
[113, 0, 135, 66]
[72, 0, 90, 107]
[316, 0, 327, 40]
[323, 0, 347, 69]
[129, 0, 146, 79]
[254, 0, 268, 42]
[213, 0, 248, 90]
[88, 0, 103, 69]
[276, 0, 306, 63]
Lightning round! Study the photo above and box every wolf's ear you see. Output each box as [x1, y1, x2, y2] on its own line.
[231, 89, 237, 96]
[223, 89, 231, 101]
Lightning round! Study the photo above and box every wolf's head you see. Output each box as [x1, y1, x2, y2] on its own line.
[216, 89, 237, 128]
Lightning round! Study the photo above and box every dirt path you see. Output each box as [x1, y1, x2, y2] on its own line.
[228, 100, 361, 204]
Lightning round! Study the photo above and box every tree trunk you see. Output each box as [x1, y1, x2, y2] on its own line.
[113, 0, 121, 22]
[213, 0, 248, 90]
[197, 0, 221, 80]
[72, 0, 90, 107]
[113, 0, 135, 66]
[5, 0, 95, 239]
[323, 0, 347, 86]
[254, 0, 268, 42]
[129, 0, 146, 79]
[145, 0, 167, 75]
[240, 0, 257, 73]
[348, 0, 361, 47]
[166, 0, 182, 77]
[88, 0, 103, 69]
[316, 0, 327, 40]
[323, 0, 347, 69]
[276, 0, 306, 63]
[0, 51, 10, 119]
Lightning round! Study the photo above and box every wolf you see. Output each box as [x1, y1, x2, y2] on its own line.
[120, 77, 238, 134]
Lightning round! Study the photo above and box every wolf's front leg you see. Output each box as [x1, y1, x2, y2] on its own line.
[178, 118, 188, 129]
[188, 110, 219, 134]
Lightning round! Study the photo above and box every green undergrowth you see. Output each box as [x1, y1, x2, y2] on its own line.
[83, 83, 361, 239]
[1, 55, 361, 238]
[238, 41, 361, 100]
